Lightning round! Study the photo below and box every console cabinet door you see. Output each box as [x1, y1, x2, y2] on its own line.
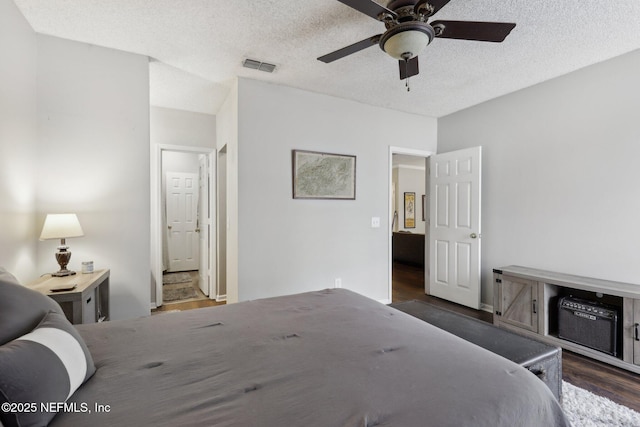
[497, 275, 539, 333]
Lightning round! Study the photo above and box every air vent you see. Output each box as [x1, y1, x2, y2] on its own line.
[242, 58, 276, 73]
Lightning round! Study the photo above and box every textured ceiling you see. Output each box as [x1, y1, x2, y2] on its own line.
[13, 0, 640, 117]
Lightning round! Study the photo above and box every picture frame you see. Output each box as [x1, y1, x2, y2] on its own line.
[404, 192, 415, 228]
[292, 150, 356, 200]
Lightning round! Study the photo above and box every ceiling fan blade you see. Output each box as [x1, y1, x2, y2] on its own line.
[337, 0, 397, 21]
[415, 0, 452, 16]
[431, 20, 516, 42]
[318, 35, 382, 63]
[399, 56, 419, 80]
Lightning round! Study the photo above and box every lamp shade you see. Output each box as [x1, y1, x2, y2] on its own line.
[40, 214, 84, 240]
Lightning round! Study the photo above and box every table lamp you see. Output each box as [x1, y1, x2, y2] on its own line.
[40, 213, 84, 277]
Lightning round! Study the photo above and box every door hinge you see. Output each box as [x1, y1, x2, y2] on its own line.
[495, 278, 502, 283]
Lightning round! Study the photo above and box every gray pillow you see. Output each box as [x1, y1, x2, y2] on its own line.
[0, 268, 64, 345]
[0, 310, 96, 427]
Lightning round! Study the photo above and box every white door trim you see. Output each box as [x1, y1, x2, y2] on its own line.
[151, 144, 216, 308]
[387, 146, 435, 304]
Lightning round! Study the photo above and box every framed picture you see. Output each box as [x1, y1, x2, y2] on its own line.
[404, 192, 415, 228]
[292, 150, 356, 200]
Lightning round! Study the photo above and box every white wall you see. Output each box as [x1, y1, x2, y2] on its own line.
[236, 78, 437, 303]
[438, 49, 640, 306]
[150, 106, 216, 147]
[0, 0, 38, 283]
[35, 35, 151, 320]
[215, 80, 239, 303]
[394, 166, 426, 234]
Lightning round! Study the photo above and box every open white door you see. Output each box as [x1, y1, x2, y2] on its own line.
[197, 155, 210, 295]
[429, 146, 481, 309]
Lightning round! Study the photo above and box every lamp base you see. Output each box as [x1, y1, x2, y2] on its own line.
[52, 269, 77, 277]
[53, 245, 75, 277]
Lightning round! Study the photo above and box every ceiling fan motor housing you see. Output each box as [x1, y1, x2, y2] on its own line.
[386, 0, 422, 11]
[379, 22, 434, 60]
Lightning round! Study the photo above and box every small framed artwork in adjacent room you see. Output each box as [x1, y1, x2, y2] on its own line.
[292, 150, 356, 200]
[404, 192, 415, 228]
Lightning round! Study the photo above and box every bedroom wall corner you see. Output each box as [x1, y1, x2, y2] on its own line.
[0, 0, 38, 283]
[35, 34, 151, 320]
[215, 79, 239, 304]
[438, 49, 640, 306]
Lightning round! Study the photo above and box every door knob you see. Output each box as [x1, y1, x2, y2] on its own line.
[168, 225, 172, 230]
[195, 228, 200, 233]
[470, 233, 477, 239]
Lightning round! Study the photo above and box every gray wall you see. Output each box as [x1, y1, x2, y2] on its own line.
[438, 49, 640, 306]
[1, 5, 152, 320]
[35, 35, 151, 320]
[150, 106, 216, 147]
[235, 78, 437, 303]
[0, 0, 38, 282]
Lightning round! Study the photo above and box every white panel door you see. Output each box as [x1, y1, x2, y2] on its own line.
[166, 172, 200, 272]
[429, 146, 482, 309]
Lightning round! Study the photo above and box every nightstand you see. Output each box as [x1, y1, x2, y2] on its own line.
[29, 269, 110, 325]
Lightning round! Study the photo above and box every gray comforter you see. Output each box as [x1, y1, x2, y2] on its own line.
[53, 289, 569, 426]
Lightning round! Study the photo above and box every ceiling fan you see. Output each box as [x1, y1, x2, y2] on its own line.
[318, 0, 516, 88]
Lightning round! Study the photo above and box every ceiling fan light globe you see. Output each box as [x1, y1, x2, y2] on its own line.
[380, 23, 435, 60]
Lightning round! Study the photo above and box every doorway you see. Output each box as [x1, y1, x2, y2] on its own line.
[389, 148, 431, 303]
[162, 152, 207, 304]
[152, 144, 217, 308]
[388, 146, 483, 310]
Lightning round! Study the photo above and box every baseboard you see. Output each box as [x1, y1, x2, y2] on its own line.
[215, 294, 227, 302]
[480, 303, 493, 314]
[378, 298, 392, 305]
[150, 302, 157, 310]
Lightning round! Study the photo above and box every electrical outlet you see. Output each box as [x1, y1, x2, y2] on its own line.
[371, 217, 380, 228]
[334, 278, 342, 288]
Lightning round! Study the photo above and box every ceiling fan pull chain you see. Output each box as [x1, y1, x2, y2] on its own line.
[402, 54, 411, 92]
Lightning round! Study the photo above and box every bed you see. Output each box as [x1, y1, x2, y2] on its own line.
[0, 269, 569, 426]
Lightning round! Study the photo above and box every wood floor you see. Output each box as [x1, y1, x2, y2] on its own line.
[152, 271, 223, 314]
[392, 261, 640, 412]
